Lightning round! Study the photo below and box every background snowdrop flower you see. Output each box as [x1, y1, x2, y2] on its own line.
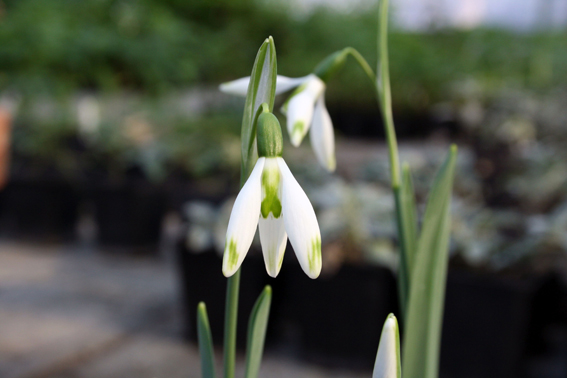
[222, 110, 322, 279]
[220, 74, 336, 172]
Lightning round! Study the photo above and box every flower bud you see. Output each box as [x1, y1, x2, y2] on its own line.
[314, 49, 349, 83]
[257, 112, 283, 157]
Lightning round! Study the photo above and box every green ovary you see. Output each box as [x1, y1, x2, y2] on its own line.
[261, 164, 282, 219]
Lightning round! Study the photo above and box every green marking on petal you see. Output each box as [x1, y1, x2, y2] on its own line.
[261, 164, 282, 218]
[277, 251, 285, 271]
[292, 121, 304, 141]
[308, 237, 322, 272]
[227, 238, 239, 271]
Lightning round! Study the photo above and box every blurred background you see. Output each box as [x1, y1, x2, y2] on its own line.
[1, 0, 567, 377]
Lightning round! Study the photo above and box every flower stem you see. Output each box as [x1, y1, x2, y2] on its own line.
[223, 268, 241, 378]
[344, 44, 401, 189]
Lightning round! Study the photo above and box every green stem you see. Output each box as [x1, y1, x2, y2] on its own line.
[223, 268, 241, 378]
[346, 1, 408, 320]
[344, 45, 401, 189]
[376, 0, 400, 189]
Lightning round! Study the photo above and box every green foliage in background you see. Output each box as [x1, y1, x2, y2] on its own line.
[0, 0, 565, 110]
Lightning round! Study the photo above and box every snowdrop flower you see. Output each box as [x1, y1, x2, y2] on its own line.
[373, 314, 401, 378]
[221, 74, 336, 172]
[222, 110, 322, 279]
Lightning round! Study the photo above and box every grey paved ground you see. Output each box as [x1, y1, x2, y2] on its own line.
[0, 240, 369, 378]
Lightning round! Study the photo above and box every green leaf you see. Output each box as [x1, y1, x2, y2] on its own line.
[244, 285, 272, 378]
[395, 163, 418, 319]
[197, 302, 216, 378]
[240, 37, 277, 182]
[402, 145, 458, 378]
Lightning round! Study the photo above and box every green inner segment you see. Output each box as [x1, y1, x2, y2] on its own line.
[261, 165, 282, 219]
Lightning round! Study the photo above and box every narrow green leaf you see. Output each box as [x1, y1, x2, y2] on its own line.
[395, 163, 418, 319]
[240, 37, 277, 182]
[197, 302, 216, 378]
[402, 145, 458, 378]
[244, 286, 272, 378]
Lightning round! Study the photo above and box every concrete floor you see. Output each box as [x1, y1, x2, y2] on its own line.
[0, 240, 370, 378]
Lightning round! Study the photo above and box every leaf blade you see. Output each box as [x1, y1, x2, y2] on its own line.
[402, 145, 458, 378]
[244, 285, 272, 378]
[197, 302, 216, 378]
[240, 37, 277, 182]
[395, 163, 418, 319]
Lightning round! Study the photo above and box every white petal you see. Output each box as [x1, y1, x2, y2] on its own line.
[285, 75, 325, 147]
[258, 158, 288, 277]
[277, 158, 322, 278]
[310, 94, 336, 172]
[222, 158, 265, 277]
[373, 314, 401, 378]
[275, 75, 310, 94]
[220, 75, 308, 97]
[259, 216, 287, 277]
[219, 77, 251, 96]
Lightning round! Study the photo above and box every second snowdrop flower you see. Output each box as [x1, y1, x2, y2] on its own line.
[221, 74, 336, 172]
[222, 109, 322, 279]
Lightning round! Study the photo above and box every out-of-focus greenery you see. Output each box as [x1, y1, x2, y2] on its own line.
[1, 0, 566, 110]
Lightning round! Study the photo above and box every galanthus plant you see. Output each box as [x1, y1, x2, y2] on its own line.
[197, 1, 457, 378]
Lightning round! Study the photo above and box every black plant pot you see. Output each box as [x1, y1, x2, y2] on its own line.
[280, 262, 399, 369]
[91, 179, 165, 250]
[440, 269, 543, 378]
[0, 177, 79, 240]
[176, 240, 268, 349]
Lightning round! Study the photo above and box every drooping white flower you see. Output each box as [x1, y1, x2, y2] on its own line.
[373, 314, 401, 378]
[220, 74, 336, 172]
[222, 111, 322, 279]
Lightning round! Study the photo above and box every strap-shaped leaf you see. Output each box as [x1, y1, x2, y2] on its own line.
[240, 37, 277, 182]
[244, 286, 272, 378]
[402, 145, 457, 378]
[395, 163, 418, 319]
[197, 302, 216, 378]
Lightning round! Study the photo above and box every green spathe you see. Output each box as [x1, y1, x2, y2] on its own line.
[257, 112, 283, 157]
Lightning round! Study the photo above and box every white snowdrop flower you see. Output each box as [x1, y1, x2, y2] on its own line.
[223, 111, 322, 279]
[220, 74, 336, 172]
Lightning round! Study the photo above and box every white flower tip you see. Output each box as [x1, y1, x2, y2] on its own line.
[324, 155, 336, 172]
[265, 264, 280, 278]
[305, 237, 322, 279]
[222, 238, 240, 277]
[219, 77, 250, 96]
[290, 121, 305, 146]
[384, 314, 398, 332]
[373, 313, 401, 378]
